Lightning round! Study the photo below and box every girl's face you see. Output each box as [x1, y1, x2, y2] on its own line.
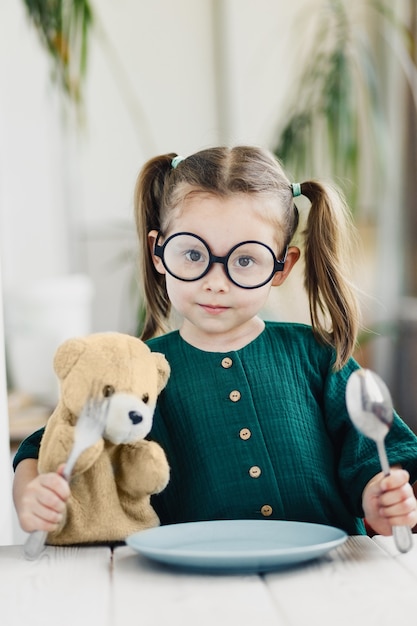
[149, 193, 299, 351]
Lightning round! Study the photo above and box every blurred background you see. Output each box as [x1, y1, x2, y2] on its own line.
[1, 0, 416, 456]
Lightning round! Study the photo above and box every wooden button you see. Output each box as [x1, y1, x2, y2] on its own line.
[221, 357, 233, 369]
[261, 504, 273, 517]
[239, 428, 251, 440]
[249, 465, 261, 478]
[229, 390, 241, 402]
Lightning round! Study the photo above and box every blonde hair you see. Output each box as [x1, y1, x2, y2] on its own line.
[134, 146, 360, 369]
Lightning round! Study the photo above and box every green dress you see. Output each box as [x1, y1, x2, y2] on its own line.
[14, 322, 417, 535]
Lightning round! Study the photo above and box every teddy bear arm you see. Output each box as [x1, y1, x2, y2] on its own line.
[115, 440, 170, 497]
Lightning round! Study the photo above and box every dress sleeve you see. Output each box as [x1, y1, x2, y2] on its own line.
[12, 427, 45, 470]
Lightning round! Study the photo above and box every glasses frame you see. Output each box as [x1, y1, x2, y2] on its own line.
[153, 231, 288, 289]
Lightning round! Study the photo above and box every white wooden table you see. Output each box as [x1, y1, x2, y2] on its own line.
[1, 536, 416, 626]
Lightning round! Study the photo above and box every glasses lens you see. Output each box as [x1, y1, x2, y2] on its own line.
[227, 242, 275, 287]
[163, 234, 210, 280]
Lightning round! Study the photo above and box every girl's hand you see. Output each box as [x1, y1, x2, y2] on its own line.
[17, 465, 70, 533]
[362, 469, 417, 536]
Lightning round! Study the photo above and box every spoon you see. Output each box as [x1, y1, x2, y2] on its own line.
[345, 368, 413, 553]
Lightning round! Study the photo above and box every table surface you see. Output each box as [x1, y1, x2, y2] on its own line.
[1, 535, 416, 626]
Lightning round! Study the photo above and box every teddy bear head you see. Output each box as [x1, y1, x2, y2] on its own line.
[53, 332, 170, 444]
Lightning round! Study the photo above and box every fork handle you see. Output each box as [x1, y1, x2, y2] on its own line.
[24, 530, 48, 560]
[23, 469, 72, 560]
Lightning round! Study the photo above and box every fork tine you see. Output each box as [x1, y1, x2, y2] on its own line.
[83, 380, 102, 417]
[80, 381, 110, 426]
[63, 381, 110, 480]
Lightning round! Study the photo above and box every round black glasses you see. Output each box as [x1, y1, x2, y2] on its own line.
[154, 232, 287, 289]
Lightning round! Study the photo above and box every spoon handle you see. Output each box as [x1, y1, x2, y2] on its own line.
[376, 440, 390, 476]
[376, 440, 413, 553]
[392, 525, 413, 553]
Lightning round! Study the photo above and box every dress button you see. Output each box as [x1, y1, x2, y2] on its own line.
[239, 428, 251, 440]
[221, 357, 233, 369]
[229, 390, 241, 402]
[249, 465, 261, 478]
[261, 504, 273, 517]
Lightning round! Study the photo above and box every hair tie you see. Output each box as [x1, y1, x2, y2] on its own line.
[291, 183, 302, 197]
[171, 155, 185, 169]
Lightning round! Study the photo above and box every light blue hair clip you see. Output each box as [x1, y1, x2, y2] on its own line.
[291, 183, 302, 197]
[171, 155, 185, 169]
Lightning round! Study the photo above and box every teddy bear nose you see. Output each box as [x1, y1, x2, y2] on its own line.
[129, 411, 143, 425]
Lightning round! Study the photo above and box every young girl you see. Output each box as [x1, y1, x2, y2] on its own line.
[13, 146, 417, 537]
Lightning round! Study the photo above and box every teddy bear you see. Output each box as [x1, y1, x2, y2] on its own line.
[37, 331, 171, 545]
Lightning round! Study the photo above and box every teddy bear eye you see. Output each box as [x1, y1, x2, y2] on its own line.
[103, 385, 115, 397]
[142, 393, 149, 404]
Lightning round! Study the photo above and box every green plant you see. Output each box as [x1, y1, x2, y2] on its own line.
[22, 0, 93, 103]
[273, 0, 416, 211]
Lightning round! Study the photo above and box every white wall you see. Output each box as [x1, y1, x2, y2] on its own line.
[0, 257, 13, 545]
[0, 2, 71, 289]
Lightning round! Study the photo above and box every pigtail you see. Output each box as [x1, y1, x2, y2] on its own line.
[301, 181, 360, 370]
[134, 153, 176, 340]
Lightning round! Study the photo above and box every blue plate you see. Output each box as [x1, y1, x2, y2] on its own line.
[126, 520, 347, 573]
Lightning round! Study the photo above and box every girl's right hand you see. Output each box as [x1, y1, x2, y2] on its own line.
[17, 466, 70, 533]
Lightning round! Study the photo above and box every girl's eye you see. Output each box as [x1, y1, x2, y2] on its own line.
[185, 249, 203, 262]
[236, 256, 254, 269]
[103, 385, 115, 397]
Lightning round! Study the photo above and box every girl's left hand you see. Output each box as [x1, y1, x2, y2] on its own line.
[362, 468, 417, 536]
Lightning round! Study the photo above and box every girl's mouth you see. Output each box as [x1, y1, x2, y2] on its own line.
[199, 304, 229, 315]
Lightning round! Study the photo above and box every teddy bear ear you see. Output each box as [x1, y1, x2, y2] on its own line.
[53, 337, 87, 380]
[153, 352, 171, 393]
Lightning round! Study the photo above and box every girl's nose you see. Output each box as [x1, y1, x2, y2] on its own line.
[202, 263, 229, 292]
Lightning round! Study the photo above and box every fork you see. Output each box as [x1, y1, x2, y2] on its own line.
[23, 384, 110, 560]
